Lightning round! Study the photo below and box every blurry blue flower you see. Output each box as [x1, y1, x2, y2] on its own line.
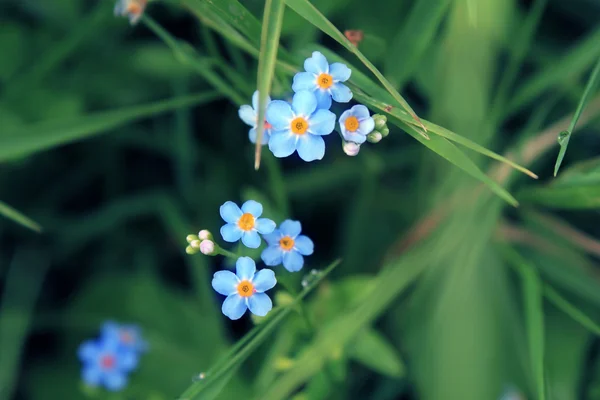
[212, 257, 277, 320]
[261, 220, 314, 272]
[114, 0, 147, 25]
[220, 200, 276, 248]
[292, 51, 352, 109]
[78, 338, 138, 391]
[238, 91, 273, 145]
[100, 321, 148, 354]
[266, 91, 336, 162]
[339, 105, 375, 145]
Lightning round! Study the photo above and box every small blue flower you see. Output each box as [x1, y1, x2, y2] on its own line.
[292, 51, 352, 109]
[238, 91, 273, 145]
[114, 0, 147, 25]
[212, 257, 277, 320]
[266, 91, 336, 162]
[78, 338, 138, 391]
[220, 200, 276, 248]
[261, 220, 314, 272]
[339, 105, 375, 144]
[100, 321, 148, 354]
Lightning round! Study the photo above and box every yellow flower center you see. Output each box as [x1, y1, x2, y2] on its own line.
[237, 280, 254, 297]
[291, 117, 308, 135]
[344, 116, 359, 132]
[317, 73, 334, 89]
[237, 213, 255, 231]
[279, 236, 295, 251]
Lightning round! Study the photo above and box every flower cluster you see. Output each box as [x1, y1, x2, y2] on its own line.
[78, 321, 148, 392]
[239, 51, 385, 161]
[114, 0, 148, 25]
[186, 200, 315, 320]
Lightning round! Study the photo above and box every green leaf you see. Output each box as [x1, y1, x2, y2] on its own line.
[544, 286, 600, 336]
[0, 200, 42, 232]
[554, 55, 600, 176]
[255, 0, 286, 169]
[349, 328, 405, 378]
[284, 0, 428, 137]
[0, 92, 219, 161]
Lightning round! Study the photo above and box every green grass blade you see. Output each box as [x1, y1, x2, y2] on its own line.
[544, 285, 600, 336]
[284, 0, 428, 137]
[554, 55, 600, 176]
[0, 201, 42, 232]
[0, 92, 219, 161]
[254, 0, 286, 170]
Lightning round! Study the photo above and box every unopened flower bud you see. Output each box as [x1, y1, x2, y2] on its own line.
[186, 234, 198, 243]
[198, 229, 212, 240]
[343, 141, 360, 156]
[200, 240, 215, 255]
[380, 126, 389, 137]
[373, 114, 387, 130]
[186, 245, 199, 255]
[190, 240, 201, 248]
[367, 131, 382, 143]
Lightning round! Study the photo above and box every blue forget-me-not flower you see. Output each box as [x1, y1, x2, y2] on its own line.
[238, 91, 273, 145]
[220, 200, 276, 248]
[339, 105, 375, 144]
[212, 256, 277, 320]
[78, 338, 138, 391]
[261, 220, 314, 272]
[114, 0, 147, 25]
[292, 51, 352, 109]
[100, 321, 148, 354]
[266, 91, 336, 162]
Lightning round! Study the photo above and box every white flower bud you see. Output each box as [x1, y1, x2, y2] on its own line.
[190, 240, 201, 249]
[200, 240, 215, 255]
[343, 141, 360, 156]
[198, 229, 211, 240]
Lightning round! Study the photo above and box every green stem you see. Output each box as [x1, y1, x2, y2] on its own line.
[216, 247, 238, 259]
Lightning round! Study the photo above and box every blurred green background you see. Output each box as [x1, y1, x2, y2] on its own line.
[1, 0, 600, 399]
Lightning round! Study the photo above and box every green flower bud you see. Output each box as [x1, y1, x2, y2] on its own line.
[373, 114, 387, 130]
[380, 126, 390, 137]
[186, 245, 199, 255]
[367, 131, 383, 143]
[186, 234, 199, 243]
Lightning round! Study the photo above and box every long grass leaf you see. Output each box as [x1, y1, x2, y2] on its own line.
[544, 285, 600, 336]
[0, 201, 42, 232]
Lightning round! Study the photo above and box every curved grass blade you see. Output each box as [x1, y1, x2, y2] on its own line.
[284, 0, 428, 137]
[544, 285, 600, 336]
[0, 201, 42, 232]
[554, 55, 600, 176]
[254, 0, 286, 170]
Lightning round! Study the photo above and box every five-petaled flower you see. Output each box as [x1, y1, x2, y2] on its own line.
[239, 91, 273, 145]
[339, 105, 375, 145]
[261, 220, 314, 272]
[114, 0, 147, 25]
[292, 51, 352, 110]
[101, 321, 148, 354]
[78, 338, 138, 391]
[266, 91, 336, 162]
[220, 200, 276, 248]
[212, 257, 277, 320]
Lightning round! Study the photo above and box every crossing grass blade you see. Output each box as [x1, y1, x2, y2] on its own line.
[284, 0, 429, 138]
[554, 55, 600, 176]
[254, 0, 286, 170]
[0, 201, 42, 233]
[544, 285, 600, 336]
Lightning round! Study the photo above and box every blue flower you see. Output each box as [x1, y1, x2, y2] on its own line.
[212, 257, 277, 320]
[292, 51, 352, 109]
[100, 321, 148, 354]
[266, 91, 336, 162]
[78, 338, 138, 391]
[261, 220, 314, 272]
[339, 105, 375, 144]
[114, 0, 147, 25]
[238, 91, 273, 145]
[220, 200, 276, 248]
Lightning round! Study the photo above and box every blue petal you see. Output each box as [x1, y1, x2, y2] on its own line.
[279, 220, 302, 237]
[220, 201, 242, 223]
[249, 128, 270, 145]
[78, 340, 100, 362]
[314, 89, 332, 110]
[247, 293, 273, 317]
[294, 235, 314, 255]
[236, 256, 256, 280]
[292, 72, 317, 92]
[255, 218, 276, 234]
[104, 371, 127, 392]
[222, 294, 247, 320]
[339, 108, 351, 125]
[261, 245, 283, 266]
[252, 269, 277, 292]
[308, 109, 335, 136]
[251, 90, 271, 110]
[329, 62, 351, 82]
[297, 134, 325, 162]
[241, 200, 263, 217]
[118, 351, 139, 372]
[238, 104, 256, 127]
[291, 91, 317, 116]
[341, 130, 367, 144]
[268, 132, 297, 158]
[221, 223, 243, 242]
[357, 117, 375, 135]
[263, 230, 282, 245]
[304, 51, 329, 75]
[82, 365, 102, 386]
[351, 104, 371, 119]
[330, 83, 353, 103]
[283, 251, 304, 272]
[212, 270, 239, 296]
[266, 101, 293, 131]
[242, 230, 261, 248]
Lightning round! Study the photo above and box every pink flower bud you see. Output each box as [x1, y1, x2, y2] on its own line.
[198, 230, 211, 240]
[200, 240, 215, 255]
[343, 141, 360, 156]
